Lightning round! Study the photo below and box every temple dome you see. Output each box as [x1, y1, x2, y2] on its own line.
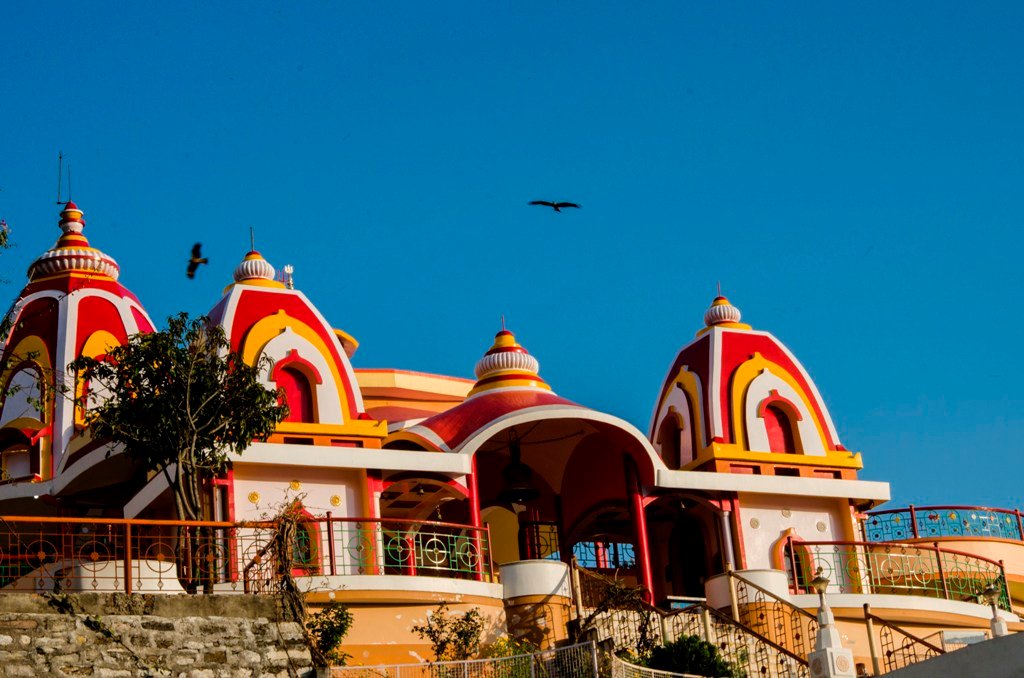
[27, 202, 120, 281]
[704, 295, 742, 326]
[468, 328, 550, 397]
[233, 251, 278, 283]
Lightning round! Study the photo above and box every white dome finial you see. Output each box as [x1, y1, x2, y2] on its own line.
[704, 295, 742, 327]
[233, 250, 276, 283]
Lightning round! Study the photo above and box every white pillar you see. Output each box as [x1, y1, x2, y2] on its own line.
[808, 591, 856, 678]
[991, 602, 1009, 638]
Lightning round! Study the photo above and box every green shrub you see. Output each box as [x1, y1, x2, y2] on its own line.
[307, 602, 354, 666]
[479, 636, 540, 658]
[413, 602, 485, 661]
[644, 635, 737, 678]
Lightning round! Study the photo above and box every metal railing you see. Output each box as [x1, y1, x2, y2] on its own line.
[661, 603, 810, 678]
[331, 641, 599, 677]
[0, 515, 494, 595]
[520, 520, 637, 572]
[864, 505, 1024, 543]
[610, 655, 700, 677]
[728, 570, 818, 660]
[863, 603, 944, 674]
[787, 537, 1011, 611]
[574, 567, 808, 678]
[311, 515, 493, 581]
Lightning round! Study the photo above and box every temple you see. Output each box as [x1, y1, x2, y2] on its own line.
[0, 202, 1020, 674]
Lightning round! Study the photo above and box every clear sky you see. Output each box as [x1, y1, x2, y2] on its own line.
[2, 2, 1023, 507]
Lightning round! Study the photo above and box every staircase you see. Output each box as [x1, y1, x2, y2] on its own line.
[574, 567, 809, 678]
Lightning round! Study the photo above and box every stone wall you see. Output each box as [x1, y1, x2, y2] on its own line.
[0, 593, 314, 677]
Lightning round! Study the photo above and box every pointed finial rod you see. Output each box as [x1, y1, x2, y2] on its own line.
[249, 226, 255, 252]
[501, 314, 506, 331]
[55, 151, 64, 204]
[717, 280, 722, 297]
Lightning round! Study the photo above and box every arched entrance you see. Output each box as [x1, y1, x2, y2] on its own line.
[644, 494, 727, 604]
[459, 410, 662, 598]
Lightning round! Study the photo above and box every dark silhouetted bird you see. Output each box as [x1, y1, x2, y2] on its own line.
[187, 243, 208, 279]
[529, 200, 580, 212]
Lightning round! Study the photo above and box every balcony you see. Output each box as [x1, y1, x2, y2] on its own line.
[784, 537, 1011, 612]
[864, 505, 1024, 543]
[0, 515, 496, 596]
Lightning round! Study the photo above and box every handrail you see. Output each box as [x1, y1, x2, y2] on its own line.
[864, 603, 944, 674]
[667, 601, 810, 667]
[0, 515, 494, 595]
[865, 610, 944, 654]
[868, 504, 1021, 517]
[574, 565, 808, 676]
[726, 570, 818, 660]
[797, 537, 1007, 570]
[728, 570, 817, 622]
[864, 504, 1024, 543]
[790, 537, 1011, 611]
[0, 514, 491, 533]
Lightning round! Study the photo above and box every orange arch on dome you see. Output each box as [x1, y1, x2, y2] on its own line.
[240, 311, 354, 421]
[650, 366, 705, 451]
[729, 353, 829, 453]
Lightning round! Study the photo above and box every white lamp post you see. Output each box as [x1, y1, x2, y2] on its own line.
[983, 582, 1008, 638]
[808, 567, 856, 678]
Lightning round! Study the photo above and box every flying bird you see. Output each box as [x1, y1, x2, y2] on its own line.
[529, 200, 580, 212]
[187, 243, 208, 279]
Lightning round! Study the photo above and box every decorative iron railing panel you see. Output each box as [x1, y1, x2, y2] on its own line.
[662, 605, 810, 678]
[789, 538, 1011, 611]
[866, 609, 944, 673]
[0, 515, 493, 595]
[864, 505, 1024, 543]
[731, 571, 818, 660]
[610, 655, 700, 677]
[575, 567, 808, 678]
[331, 641, 599, 677]
[323, 520, 490, 579]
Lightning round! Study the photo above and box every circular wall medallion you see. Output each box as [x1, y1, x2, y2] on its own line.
[330, 495, 342, 507]
[781, 509, 792, 518]
[749, 518, 761, 529]
[836, 655, 851, 672]
[289, 480, 302, 491]
[816, 520, 828, 533]
[247, 491, 260, 505]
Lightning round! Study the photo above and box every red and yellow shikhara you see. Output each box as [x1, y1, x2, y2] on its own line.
[0, 201, 1019, 667]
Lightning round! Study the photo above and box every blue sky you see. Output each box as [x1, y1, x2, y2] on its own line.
[2, 2, 1023, 507]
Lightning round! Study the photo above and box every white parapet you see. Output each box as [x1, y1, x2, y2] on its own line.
[500, 560, 571, 600]
[705, 568, 790, 608]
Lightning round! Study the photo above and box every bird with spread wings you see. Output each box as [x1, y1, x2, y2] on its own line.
[529, 200, 580, 212]
[187, 243, 208, 279]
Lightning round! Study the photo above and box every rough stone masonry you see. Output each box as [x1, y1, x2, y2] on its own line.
[0, 592, 315, 677]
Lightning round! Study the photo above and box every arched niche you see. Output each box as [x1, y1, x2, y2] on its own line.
[653, 385, 699, 469]
[0, 366, 44, 428]
[742, 370, 825, 455]
[272, 351, 323, 424]
[258, 329, 344, 425]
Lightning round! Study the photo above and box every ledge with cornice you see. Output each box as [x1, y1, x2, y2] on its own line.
[681, 442, 864, 478]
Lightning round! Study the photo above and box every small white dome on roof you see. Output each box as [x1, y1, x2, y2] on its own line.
[233, 251, 276, 283]
[704, 296, 742, 326]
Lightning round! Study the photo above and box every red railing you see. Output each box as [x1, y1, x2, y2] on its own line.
[864, 504, 1024, 543]
[786, 537, 1011, 611]
[0, 515, 494, 595]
